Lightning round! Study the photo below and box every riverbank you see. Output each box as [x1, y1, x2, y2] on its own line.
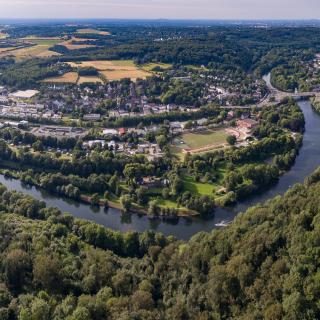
[0, 168, 200, 219]
[0, 100, 315, 240]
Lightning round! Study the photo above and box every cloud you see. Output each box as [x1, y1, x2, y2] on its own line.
[0, 0, 318, 19]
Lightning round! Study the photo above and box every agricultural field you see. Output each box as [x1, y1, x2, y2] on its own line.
[67, 60, 152, 81]
[59, 38, 98, 50]
[77, 76, 104, 84]
[0, 43, 61, 60]
[0, 47, 24, 54]
[76, 28, 110, 36]
[172, 129, 228, 155]
[100, 69, 151, 81]
[42, 72, 79, 84]
[67, 60, 137, 70]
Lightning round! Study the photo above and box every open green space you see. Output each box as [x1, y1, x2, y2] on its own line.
[174, 129, 228, 150]
[141, 62, 172, 72]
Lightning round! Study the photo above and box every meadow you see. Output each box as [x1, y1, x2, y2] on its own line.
[141, 62, 172, 72]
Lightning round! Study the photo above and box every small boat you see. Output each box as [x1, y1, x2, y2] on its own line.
[215, 220, 231, 227]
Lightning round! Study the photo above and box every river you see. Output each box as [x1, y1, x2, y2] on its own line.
[0, 100, 319, 240]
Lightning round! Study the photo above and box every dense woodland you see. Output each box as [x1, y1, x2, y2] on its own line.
[0, 164, 320, 318]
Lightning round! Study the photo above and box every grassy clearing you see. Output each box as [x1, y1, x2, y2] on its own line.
[182, 175, 218, 196]
[76, 28, 110, 36]
[22, 38, 62, 46]
[141, 62, 172, 72]
[77, 76, 104, 84]
[42, 72, 79, 84]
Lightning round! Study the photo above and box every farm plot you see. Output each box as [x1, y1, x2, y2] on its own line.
[42, 72, 79, 84]
[76, 28, 110, 36]
[77, 76, 104, 84]
[67, 60, 152, 81]
[0, 44, 61, 60]
[59, 38, 98, 50]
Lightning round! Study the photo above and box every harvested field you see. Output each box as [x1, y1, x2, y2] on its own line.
[67, 60, 136, 70]
[76, 28, 110, 36]
[67, 60, 151, 81]
[42, 72, 79, 84]
[0, 47, 22, 54]
[77, 76, 104, 84]
[100, 69, 151, 81]
[0, 44, 60, 60]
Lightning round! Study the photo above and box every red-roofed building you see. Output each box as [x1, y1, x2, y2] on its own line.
[118, 128, 126, 135]
[236, 119, 258, 130]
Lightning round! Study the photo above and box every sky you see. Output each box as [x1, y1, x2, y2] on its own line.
[0, 0, 319, 20]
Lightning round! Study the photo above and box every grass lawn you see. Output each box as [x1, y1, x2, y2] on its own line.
[182, 175, 218, 196]
[178, 129, 228, 149]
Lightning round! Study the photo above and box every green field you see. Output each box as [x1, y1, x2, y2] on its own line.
[182, 175, 218, 196]
[141, 62, 172, 72]
[174, 129, 228, 150]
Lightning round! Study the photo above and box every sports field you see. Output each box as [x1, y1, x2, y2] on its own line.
[42, 72, 79, 84]
[175, 129, 228, 149]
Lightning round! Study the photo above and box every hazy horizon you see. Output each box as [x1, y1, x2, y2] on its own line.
[0, 0, 319, 20]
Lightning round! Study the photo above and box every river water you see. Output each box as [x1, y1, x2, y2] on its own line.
[0, 100, 319, 240]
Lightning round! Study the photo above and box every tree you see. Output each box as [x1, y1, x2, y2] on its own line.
[91, 193, 100, 206]
[120, 194, 132, 212]
[32, 140, 44, 152]
[4, 249, 30, 291]
[226, 135, 237, 146]
[33, 254, 63, 293]
[148, 200, 159, 216]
